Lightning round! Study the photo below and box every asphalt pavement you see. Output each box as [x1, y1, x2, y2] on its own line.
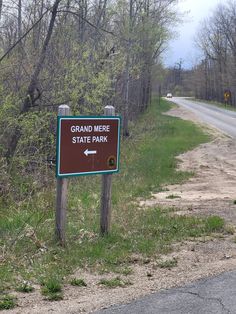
[95, 99, 236, 314]
[169, 97, 236, 138]
[95, 270, 235, 313]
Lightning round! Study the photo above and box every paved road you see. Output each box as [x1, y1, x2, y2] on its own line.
[95, 270, 235, 313]
[95, 99, 236, 314]
[169, 97, 236, 138]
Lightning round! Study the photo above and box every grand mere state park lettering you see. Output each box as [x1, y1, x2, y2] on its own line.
[56, 117, 121, 177]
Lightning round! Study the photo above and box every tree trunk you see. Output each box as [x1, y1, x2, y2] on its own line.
[123, 52, 130, 137]
[123, 0, 133, 137]
[0, 0, 3, 20]
[18, 0, 22, 40]
[5, 0, 61, 161]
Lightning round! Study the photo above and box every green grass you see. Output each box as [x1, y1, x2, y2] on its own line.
[70, 278, 87, 287]
[99, 277, 132, 288]
[16, 282, 34, 293]
[0, 295, 17, 310]
[205, 216, 224, 232]
[192, 98, 236, 112]
[166, 194, 181, 199]
[1, 97, 225, 292]
[115, 267, 133, 276]
[41, 277, 63, 301]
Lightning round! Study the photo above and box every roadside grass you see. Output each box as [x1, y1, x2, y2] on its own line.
[192, 98, 236, 112]
[114, 267, 133, 276]
[157, 257, 178, 269]
[41, 277, 63, 301]
[1, 97, 225, 293]
[70, 278, 87, 287]
[98, 277, 132, 288]
[205, 216, 224, 232]
[16, 282, 34, 293]
[0, 295, 17, 310]
[166, 194, 181, 199]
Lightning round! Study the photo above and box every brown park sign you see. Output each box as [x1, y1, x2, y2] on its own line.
[56, 116, 121, 177]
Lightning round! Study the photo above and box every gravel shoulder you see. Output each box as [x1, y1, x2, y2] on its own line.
[142, 105, 236, 224]
[4, 105, 236, 314]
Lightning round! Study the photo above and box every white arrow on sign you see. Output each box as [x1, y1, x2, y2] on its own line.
[84, 149, 97, 156]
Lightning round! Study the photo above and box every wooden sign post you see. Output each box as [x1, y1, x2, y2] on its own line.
[101, 106, 115, 236]
[55, 104, 70, 246]
[55, 105, 120, 244]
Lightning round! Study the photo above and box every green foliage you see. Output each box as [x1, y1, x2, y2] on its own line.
[55, 46, 112, 115]
[0, 94, 21, 196]
[0, 93, 20, 154]
[0, 109, 56, 200]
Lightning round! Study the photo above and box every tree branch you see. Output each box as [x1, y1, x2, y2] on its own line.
[0, 7, 50, 63]
[57, 9, 115, 36]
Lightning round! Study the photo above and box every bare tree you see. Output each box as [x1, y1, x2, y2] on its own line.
[5, 0, 62, 160]
[0, 0, 3, 20]
[0, 0, 180, 164]
[192, 1, 236, 105]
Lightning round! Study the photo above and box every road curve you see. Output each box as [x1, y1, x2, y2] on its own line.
[169, 97, 236, 138]
[93, 97, 236, 314]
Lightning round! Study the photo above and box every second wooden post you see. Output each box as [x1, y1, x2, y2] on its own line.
[100, 105, 115, 235]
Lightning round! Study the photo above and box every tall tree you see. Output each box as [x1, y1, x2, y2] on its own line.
[5, 0, 62, 160]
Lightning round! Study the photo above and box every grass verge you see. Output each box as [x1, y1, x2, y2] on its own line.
[1, 97, 225, 293]
[192, 98, 236, 112]
[70, 278, 87, 287]
[98, 277, 132, 288]
[16, 282, 34, 293]
[157, 257, 178, 269]
[41, 277, 63, 301]
[0, 295, 17, 310]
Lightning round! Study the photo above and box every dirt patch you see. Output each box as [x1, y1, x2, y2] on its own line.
[142, 106, 236, 223]
[4, 105, 236, 314]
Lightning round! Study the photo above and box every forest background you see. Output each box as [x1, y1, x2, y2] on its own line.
[0, 0, 180, 198]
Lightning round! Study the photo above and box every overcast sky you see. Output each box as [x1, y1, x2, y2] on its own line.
[164, 0, 223, 69]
